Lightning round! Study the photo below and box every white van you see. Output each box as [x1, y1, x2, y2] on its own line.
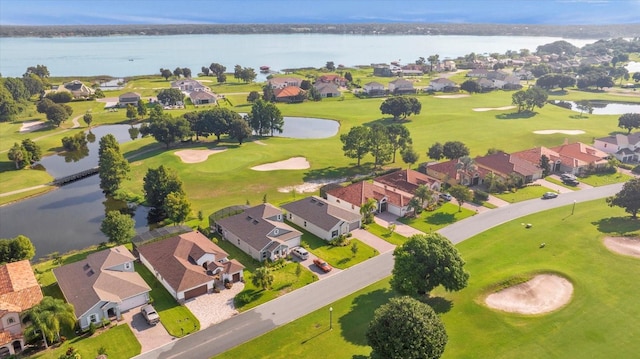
[291, 247, 309, 260]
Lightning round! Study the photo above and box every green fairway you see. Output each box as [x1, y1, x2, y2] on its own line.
[214, 200, 640, 358]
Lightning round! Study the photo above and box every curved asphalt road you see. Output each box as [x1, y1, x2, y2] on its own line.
[135, 182, 624, 359]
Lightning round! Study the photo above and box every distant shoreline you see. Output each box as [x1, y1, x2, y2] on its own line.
[2, 23, 639, 39]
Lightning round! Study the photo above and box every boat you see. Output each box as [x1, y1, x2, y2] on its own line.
[260, 65, 270, 73]
[128, 58, 134, 61]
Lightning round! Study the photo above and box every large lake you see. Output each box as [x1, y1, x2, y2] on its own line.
[0, 34, 597, 78]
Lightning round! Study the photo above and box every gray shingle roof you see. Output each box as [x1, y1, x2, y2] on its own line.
[282, 196, 360, 231]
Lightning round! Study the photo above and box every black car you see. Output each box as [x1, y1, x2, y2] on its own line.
[563, 178, 580, 186]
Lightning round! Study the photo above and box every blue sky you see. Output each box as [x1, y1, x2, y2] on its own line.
[1, 0, 639, 26]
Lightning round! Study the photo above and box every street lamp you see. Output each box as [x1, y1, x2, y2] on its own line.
[329, 307, 333, 330]
[572, 200, 576, 215]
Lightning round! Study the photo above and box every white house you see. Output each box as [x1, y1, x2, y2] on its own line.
[363, 81, 385, 96]
[282, 196, 361, 241]
[388, 78, 415, 94]
[594, 133, 640, 163]
[427, 77, 456, 92]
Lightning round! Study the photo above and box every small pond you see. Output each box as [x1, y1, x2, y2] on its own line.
[39, 124, 140, 178]
[237, 114, 339, 139]
[277, 117, 339, 138]
[552, 100, 640, 115]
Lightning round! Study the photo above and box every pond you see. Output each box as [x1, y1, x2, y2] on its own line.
[0, 175, 150, 261]
[277, 117, 339, 138]
[237, 114, 339, 138]
[552, 100, 640, 115]
[39, 124, 140, 178]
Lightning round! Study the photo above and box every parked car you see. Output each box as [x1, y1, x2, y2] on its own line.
[291, 247, 309, 260]
[563, 178, 580, 186]
[313, 258, 332, 273]
[141, 304, 160, 325]
[542, 192, 558, 199]
[439, 193, 452, 201]
[560, 173, 577, 181]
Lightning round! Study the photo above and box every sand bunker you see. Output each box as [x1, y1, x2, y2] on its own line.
[251, 157, 310, 171]
[19, 120, 46, 133]
[279, 178, 343, 193]
[254, 140, 267, 146]
[533, 130, 585, 135]
[485, 274, 573, 314]
[174, 148, 227, 163]
[434, 94, 470, 99]
[603, 236, 640, 258]
[473, 106, 516, 112]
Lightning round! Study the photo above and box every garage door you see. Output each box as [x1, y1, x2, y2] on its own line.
[120, 293, 148, 312]
[184, 285, 208, 300]
[232, 273, 241, 282]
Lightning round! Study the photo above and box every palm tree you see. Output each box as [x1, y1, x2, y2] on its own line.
[251, 266, 274, 291]
[455, 156, 477, 186]
[25, 296, 76, 346]
[414, 184, 435, 209]
[360, 198, 377, 224]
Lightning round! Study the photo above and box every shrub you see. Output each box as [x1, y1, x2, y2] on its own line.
[88, 322, 97, 335]
[473, 189, 489, 202]
[632, 165, 640, 174]
[235, 291, 252, 306]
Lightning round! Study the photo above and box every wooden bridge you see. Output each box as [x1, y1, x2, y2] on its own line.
[52, 166, 99, 186]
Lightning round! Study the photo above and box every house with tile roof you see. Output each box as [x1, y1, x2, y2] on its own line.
[282, 196, 361, 241]
[511, 147, 564, 174]
[316, 74, 347, 87]
[0, 260, 43, 357]
[215, 204, 302, 262]
[273, 86, 305, 103]
[374, 169, 442, 196]
[53, 246, 151, 330]
[475, 151, 543, 184]
[325, 180, 413, 217]
[422, 159, 484, 186]
[136, 231, 244, 303]
[593, 133, 640, 163]
[550, 141, 609, 175]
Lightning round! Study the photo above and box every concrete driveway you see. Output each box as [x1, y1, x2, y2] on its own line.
[121, 308, 175, 353]
[290, 249, 342, 279]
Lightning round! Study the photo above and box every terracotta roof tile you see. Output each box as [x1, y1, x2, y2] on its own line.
[0, 260, 43, 313]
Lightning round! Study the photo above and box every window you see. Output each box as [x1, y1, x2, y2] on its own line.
[289, 213, 292, 219]
[304, 221, 307, 227]
[237, 239, 240, 245]
[274, 228, 279, 235]
[332, 230, 339, 238]
[7, 317, 15, 324]
[89, 314, 99, 323]
[124, 262, 132, 270]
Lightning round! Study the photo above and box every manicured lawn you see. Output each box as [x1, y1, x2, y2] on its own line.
[493, 184, 554, 203]
[366, 222, 408, 245]
[134, 263, 200, 337]
[578, 171, 633, 186]
[292, 222, 379, 269]
[398, 202, 476, 232]
[235, 261, 317, 312]
[32, 324, 140, 359]
[215, 200, 640, 358]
